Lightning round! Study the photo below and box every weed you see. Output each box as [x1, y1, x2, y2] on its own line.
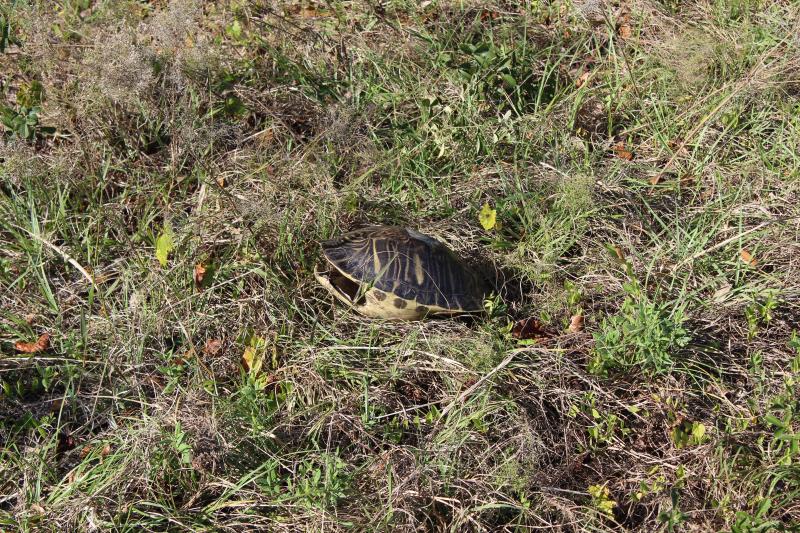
[588, 483, 617, 519]
[591, 281, 690, 376]
[0, 105, 53, 140]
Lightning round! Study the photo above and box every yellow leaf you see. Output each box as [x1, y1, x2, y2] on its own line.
[568, 314, 584, 333]
[155, 225, 174, 267]
[740, 249, 756, 266]
[692, 421, 706, 440]
[241, 337, 265, 376]
[478, 202, 496, 231]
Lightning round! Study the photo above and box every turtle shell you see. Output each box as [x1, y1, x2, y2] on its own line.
[317, 226, 486, 319]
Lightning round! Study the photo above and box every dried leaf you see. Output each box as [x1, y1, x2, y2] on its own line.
[617, 12, 632, 39]
[480, 9, 499, 21]
[649, 174, 661, 186]
[512, 318, 552, 340]
[242, 345, 257, 373]
[242, 336, 266, 375]
[609, 245, 626, 263]
[256, 128, 275, 145]
[155, 225, 174, 267]
[194, 263, 207, 289]
[740, 249, 757, 266]
[575, 71, 591, 88]
[613, 142, 633, 160]
[478, 202, 497, 231]
[568, 314, 584, 333]
[15, 332, 50, 353]
[288, 5, 327, 18]
[203, 338, 223, 357]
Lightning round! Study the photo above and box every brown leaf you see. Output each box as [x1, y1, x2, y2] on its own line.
[668, 140, 689, 157]
[203, 338, 223, 357]
[256, 128, 275, 145]
[613, 142, 633, 160]
[194, 263, 207, 289]
[288, 5, 328, 18]
[568, 314, 585, 333]
[512, 318, 552, 340]
[617, 12, 632, 39]
[15, 332, 50, 353]
[740, 250, 757, 266]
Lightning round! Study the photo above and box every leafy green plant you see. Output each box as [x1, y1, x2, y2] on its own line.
[730, 498, 782, 533]
[0, 105, 54, 140]
[569, 393, 631, 451]
[172, 421, 192, 465]
[455, 40, 559, 115]
[671, 420, 708, 448]
[587, 484, 616, 518]
[16, 80, 44, 108]
[591, 281, 690, 376]
[633, 466, 668, 501]
[762, 390, 799, 465]
[286, 452, 349, 509]
[658, 489, 688, 532]
[745, 290, 779, 339]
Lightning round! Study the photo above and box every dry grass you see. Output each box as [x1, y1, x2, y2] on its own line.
[2, 0, 800, 531]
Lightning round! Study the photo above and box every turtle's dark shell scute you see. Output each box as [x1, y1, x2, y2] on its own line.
[320, 226, 485, 312]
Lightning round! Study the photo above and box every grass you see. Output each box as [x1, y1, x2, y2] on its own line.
[1, 0, 800, 530]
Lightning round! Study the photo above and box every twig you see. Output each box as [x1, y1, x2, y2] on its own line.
[440, 351, 517, 417]
[670, 220, 772, 272]
[12, 223, 98, 290]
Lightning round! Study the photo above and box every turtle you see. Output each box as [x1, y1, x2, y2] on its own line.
[314, 226, 488, 320]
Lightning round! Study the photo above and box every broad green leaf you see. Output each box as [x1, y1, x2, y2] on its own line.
[478, 202, 496, 231]
[155, 225, 174, 266]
